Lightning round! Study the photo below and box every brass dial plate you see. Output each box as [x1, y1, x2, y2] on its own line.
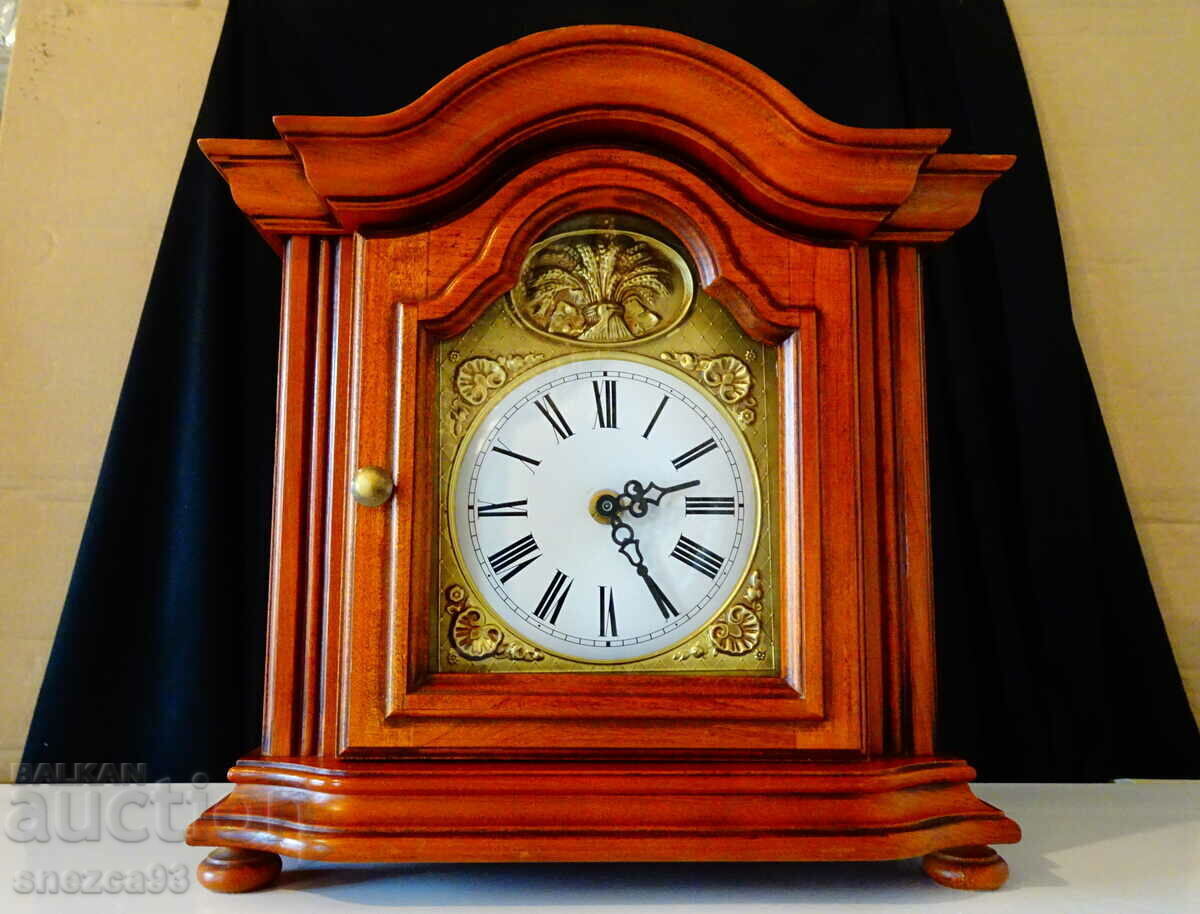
[434, 234, 780, 674]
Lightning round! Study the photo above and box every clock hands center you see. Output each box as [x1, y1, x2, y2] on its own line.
[616, 478, 700, 518]
[595, 487, 680, 620]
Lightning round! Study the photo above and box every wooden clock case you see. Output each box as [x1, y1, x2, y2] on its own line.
[186, 25, 1021, 893]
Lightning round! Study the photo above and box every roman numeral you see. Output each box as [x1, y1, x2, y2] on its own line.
[477, 498, 529, 517]
[493, 444, 540, 469]
[642, 395, 668, 439]
[684, 496, 735, 516]
[592, 380, 618, 429]
[533, 570, 572, 625]
[599, 586, 618, 637]
[487, 534, 540, 583]
[670, 534, 725, 579]
[534, 394, 573, 440]
[671, 437, 717, 470]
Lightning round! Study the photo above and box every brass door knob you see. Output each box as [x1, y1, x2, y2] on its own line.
[351, 466, 394, 507]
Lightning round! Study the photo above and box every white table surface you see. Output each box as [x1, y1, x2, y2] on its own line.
[1, 781, 1197, 912]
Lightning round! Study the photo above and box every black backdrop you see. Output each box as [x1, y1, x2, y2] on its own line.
[22, 0, 1200, 783]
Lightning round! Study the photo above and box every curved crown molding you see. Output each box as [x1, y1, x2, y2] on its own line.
[200, 25, 1013, 249]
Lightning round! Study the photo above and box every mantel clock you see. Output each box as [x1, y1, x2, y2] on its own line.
[187, 26, 1021, 893]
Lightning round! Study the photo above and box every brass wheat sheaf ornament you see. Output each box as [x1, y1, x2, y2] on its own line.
[508, 230, 693, 345]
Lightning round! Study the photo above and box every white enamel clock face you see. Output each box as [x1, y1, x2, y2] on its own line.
[451, 354, 759, 662]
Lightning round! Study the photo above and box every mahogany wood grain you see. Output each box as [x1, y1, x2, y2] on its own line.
[199, 30, 1009, 249]
[892, 246, 938, 754]
[270, 26, 948, 237]
[858, 246, 907, 754]
[406, 150, 807, 343]
[195, 139, 335, 253]
[261, 237, 315, 756]
[299, 239, 333, 758]
[879, 154, 1017, 241]
[317, 237, 356, 758]
[189, 23, 1018, 892]
[188, 756, 1018, 866]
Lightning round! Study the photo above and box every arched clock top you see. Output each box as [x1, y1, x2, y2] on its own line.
[199, 25, 1013, 253]
[397, 150, 838, 345]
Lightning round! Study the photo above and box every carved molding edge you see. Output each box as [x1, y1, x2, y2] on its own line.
[443, 584, 545, 664]
[673, 570, 765, 661]
[660, 352, 757, 427]
[447, 352, 545, 436]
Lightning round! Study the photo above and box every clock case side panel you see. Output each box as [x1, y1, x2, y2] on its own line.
[334, 157, 866, 756]
[259, 234, 356, 760]
[854, 245, 937, 757]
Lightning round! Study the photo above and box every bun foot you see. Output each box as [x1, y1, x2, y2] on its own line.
[196, 847, 282, 893]
[922, 845, 1009, 890]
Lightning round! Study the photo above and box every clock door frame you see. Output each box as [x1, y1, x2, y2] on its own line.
[338, 158, 856, 755]
[189, 26, 1021, 886]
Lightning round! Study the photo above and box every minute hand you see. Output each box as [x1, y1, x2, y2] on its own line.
[639, 567, 678, 619]
[597, 497, 680, 619]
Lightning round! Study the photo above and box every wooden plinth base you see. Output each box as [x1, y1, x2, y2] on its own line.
[187, 755, 1019, 892]
[196, 846, 282, 893]
[922, 845, 1010, 890]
